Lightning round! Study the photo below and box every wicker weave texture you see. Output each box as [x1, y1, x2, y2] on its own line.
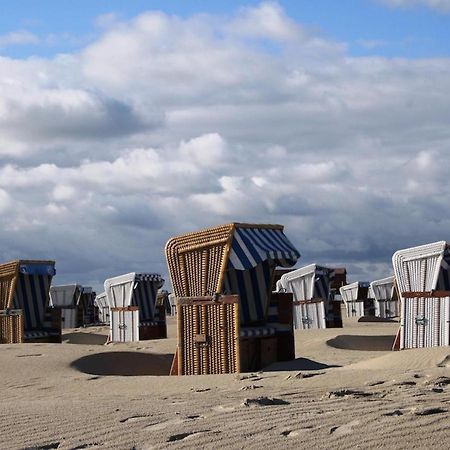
[165, 223, 234, 297]
[0, 261, 19, 310]
[176, 296, 240, 375]
[0, 310, 24, 343]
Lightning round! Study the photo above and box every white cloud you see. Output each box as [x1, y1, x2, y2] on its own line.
[1, 3, 450, 288]
[0, 30, 39, 48]
[377, 0, 450, 12]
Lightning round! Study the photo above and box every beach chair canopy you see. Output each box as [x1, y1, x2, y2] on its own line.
[166, 223, 300, 325]
[104, 272, 164, 321]
[339, 281, 370, 302]
[369, 276, 395, 302]
[49, 284, 82, 307]
[94, 292, 108, 308]
[277, 264, 333, 301]
[4, 260, 56, 330]
[393, 241, 450, 294]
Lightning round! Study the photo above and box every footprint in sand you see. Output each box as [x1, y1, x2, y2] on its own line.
[212, 405, 236, 413]
[414, 407, 448, 416]
[166, 430, 211, 442]
[327, 389, 374, 399]
[383, 409, 404, 417]
[437, 355, 450, 367]
[242, 397, 290, 407]
[281, 426, 315, 437]
[329, 420, 360, 437]
[120, 415, 149, 423]
[145, 415, 202, 431]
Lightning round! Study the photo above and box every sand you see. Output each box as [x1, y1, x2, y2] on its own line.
[1, 315, 450, 449]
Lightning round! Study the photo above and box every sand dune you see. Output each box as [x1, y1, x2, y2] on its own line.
[1, 316, 450, 449]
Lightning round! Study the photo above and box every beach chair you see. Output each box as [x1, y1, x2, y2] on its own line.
[49, 284, 96, 328]
[392, 241, 450, 349]
[104, 272, 166, 342]
[77, 287, 97, 326]
[166, 222, 300, 375]
[369, 276, 398, 318]
[94, 292, 110, 324]
[339, 281, 373, 318]
[277, 264, 342, 330]
[0, 260, 61, 343]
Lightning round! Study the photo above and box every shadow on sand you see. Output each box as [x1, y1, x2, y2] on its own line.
[327, 334, 395, 351]
[71, 351, 174, 376]
[266, 357, 341, 372]
[63, 333, 108, 346]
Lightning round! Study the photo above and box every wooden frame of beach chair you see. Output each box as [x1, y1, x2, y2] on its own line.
[277, 264, 343, 330]
[0, 260, 61, 343]
[369, 276, 399, 319]
[339, 281, 373, 318]
[393, 241, 450, 349]
[104, 272, 166, 341]
[166, 222, 300, 375]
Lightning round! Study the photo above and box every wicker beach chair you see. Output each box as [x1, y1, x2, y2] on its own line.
[104, 272, 166, 342]
[339, 281, 373, 318]
[369, 276, 398, 319]
[392, 241, 450, 349]
[277, 264, 342, 330]
[0, 260, 61, 343]
[166, 222, 300, 375]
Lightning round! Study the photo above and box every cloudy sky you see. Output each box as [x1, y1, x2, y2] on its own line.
[1, 0, 450, 291]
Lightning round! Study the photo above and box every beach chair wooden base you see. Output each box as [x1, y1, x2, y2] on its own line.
[24, 308, 62, 343]
[326, 301, 343, 328]
[0, 310, 24, 344]
[139, 323, 167, 340]
[240, 336, 278, 372]
[175, 295, 240, 375]
[110, 307, 139, 343]
[173, 293, 295, 375]
[399, 291, 450, 349]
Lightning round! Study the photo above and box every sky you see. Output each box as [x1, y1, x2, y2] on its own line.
[1, 0, 450, 292]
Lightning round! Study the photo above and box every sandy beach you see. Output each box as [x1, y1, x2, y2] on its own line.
[1, 313, 450, 450]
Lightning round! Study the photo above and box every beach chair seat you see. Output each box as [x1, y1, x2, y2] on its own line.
[166, 223, 300, 375]
[393, 241, 450, 349]
[104, 272, 166, 342]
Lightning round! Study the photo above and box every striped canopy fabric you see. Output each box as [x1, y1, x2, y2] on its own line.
[104, 272, 164, 321]
[392, 241, 450, 294]
[49, 284, 80, 307]
[12, 261, 55, 330]
[369, 276, 395, 302]
[228, 226, 300, 270]
[94, 292, 108, 308]
[278, 264, 333, 301]
[224, 225, 300, 325]
[339, 281, 370, 302]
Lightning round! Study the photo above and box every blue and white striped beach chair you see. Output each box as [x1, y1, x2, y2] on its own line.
[277, 264, 342, 330]
[0, 260, 61, 343]
[166, 222, 300, 375]
[104, 272, 166, 342]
